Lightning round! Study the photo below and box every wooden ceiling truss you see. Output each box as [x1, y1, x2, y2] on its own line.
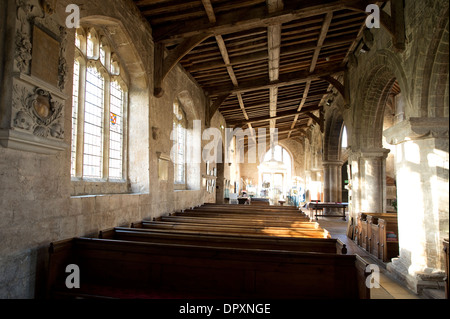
[134, 0, 405, 137]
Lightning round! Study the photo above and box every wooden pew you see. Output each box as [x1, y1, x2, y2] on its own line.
[179, 209, 310, 220]
[138, 220, 331, 238]
[163, 215, 312, 227]
[355, 213, 369, 250]
[101, 227, 348, 254]
[444, 238, 449, 299]
[356, 213, 392, 249]
[378, 217, 399, 262]
[47, 237, 370, 299]
[202, 203, 297, 211]
[355, 213, 398, 262]
[196, 204, 302, 213]
[197, 204, 301, 210]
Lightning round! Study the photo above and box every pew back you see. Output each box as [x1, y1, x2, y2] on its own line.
[355, 213, 398, 262]
[47, 237, 370, 299]
[160, 215, 318, 228]
[139, 221, 330, 238]
[102, 227, 347, 254]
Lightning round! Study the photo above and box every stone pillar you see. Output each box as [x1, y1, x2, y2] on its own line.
[323, 161, 343, 202]
[323, 160, 343, 214]
[348, 147, 390, 214]
[215, 162, 225, 204]
[383, 118, 448, 294]
[360, 148, 390, 214]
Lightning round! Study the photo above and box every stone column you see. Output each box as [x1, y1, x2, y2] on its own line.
[323, 161, 343, 202]
[383, 118, 448, 294]
[323, 160, 343, 214]
[359, 148, 390, 214]
[215, 162, 225, 204]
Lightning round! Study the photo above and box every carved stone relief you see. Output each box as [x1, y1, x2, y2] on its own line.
[15, 30, 33, 73]
[15, 0, 66, 81]
[12, 83, 65, 139]
[2, 0, 68, 154]
[58, 26, 68, 90]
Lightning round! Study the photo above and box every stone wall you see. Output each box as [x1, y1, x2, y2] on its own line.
[0, 0, 225, 298]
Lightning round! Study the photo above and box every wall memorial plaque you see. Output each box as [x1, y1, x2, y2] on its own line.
[31, 25, 60, 87]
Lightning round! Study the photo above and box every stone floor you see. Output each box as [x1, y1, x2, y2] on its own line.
[309, 214, 425, 299]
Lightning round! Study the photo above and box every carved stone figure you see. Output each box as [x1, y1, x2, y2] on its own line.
[50, 123, 64, 138]
[13, 111, 33, 130]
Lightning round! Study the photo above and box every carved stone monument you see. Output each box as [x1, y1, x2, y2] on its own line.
[0, 0, 69, 154]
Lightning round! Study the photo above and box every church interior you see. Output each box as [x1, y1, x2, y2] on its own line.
[0, 0, 448, 301]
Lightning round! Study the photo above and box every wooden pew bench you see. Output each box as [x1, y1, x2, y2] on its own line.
[355, 213, 399, 262]
[100, 227, 348, 254]
[178, 210, 311, 221]
[202, 203, 299, 211]
[160, 215, 316, 228]
[444, 238, 449, 299]
[47, 237, 370, 299]
[195, 205, 303, 214]
[137, 220, 331, 238]
[376, 217, 399, 262]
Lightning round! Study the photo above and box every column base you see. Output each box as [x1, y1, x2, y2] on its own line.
[387, 258, 446, 295]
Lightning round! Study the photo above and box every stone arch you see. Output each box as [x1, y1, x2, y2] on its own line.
[349, 51, 409, 215]
[420, 8, 449, 118]
[323, 106, 345, 162]
[322, 106, 347, 207]
[177, 90, 201, 125]
[353, 50, 409, 150]
[280, 138, 306, 192]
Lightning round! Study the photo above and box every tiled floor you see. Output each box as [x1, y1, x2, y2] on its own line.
[309, 214, 424, 300]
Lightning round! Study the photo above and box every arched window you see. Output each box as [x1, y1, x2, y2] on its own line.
[71, 27, 128, 182]
[259, 145, 292, 203]
[341, 125, 348, 149]
[173, 99, 187, 188]
[86, 30, 95, 58]
[83, 65, 105, 178]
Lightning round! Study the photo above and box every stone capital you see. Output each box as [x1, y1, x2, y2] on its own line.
[383, 117, 449, 145]
[322, 160, 344, 167]
[347, 147, 390, 160]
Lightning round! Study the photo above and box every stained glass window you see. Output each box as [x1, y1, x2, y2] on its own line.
[71, 27, 127, 182]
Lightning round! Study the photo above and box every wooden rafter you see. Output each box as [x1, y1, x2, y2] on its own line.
[135, 0, 377, 135]
[229, 105, 321, 127]
[207, 66, 345, 97]
[153, 0, 379, 43]
[287, 12, 332, 137]
[187, 35, 356, 73]
[154, 33, 210, 97]
[343, 0, 405, 52]
[238, 127, 308, 143]
[288, 81, 310, 138]
[267, 0, 284, 132]
[202, 0, 253, 142]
